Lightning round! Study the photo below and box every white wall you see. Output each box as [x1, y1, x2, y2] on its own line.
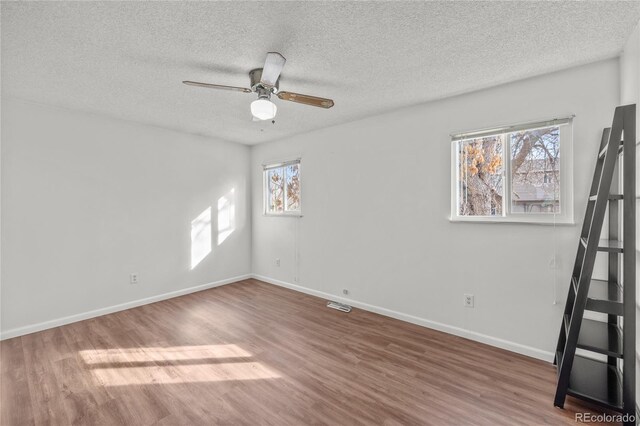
[0, 57, 625, 363]
[619, 19, 640, 416]
[0, 98, 251, 338]
[251, 59, 620, 360]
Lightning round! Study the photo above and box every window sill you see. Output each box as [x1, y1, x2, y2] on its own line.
[263, 213, 303, 218]
[449, 216, 575, 226]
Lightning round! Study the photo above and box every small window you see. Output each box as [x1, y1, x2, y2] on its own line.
[264, 159, 301, 215]
[451, 118, 573, 224]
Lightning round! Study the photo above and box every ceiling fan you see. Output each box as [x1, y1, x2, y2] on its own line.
[183, 52, 334, 121]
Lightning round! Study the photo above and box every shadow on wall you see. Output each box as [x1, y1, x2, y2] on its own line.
[190, 188, 236, 270]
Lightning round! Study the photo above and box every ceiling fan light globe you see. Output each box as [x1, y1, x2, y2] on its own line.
[251, 99, 277, 120]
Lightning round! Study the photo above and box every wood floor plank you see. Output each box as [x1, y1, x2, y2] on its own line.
[20, 333, 71, 426]
[1, 337, 35, 426]
[0, 279, 615, 425]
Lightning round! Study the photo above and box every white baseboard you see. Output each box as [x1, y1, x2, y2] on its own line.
[251, 274, 555, 363]
[0, 274, 252, 340]
[2, 272, 556, 363]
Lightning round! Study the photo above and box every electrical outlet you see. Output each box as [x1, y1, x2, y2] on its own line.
[130, 273, 139, 284]
[275, 258, 280, 267]
[464, 294, 474, 308]
[342, 289, 349, 295]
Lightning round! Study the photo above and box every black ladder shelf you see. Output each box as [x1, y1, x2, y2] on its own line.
[554, 104, 636, 425]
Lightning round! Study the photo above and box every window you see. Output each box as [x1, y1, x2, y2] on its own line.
[264, 159, 301, 215]
[451, 118, 573, 224]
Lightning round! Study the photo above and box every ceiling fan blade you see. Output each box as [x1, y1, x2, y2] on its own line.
[260, 52, 286, 88]
[277, 91, 334, 108]
[183, 81, 252, 93]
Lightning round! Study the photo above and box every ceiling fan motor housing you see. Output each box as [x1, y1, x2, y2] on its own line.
[249, 68, 279, 94]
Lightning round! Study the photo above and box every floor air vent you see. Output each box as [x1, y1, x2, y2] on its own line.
[327, 301, 352, 313]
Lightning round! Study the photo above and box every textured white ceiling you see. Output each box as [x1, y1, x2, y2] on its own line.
[2, 1, 640, 145]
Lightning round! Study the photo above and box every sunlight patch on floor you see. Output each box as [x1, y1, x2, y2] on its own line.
[89, 362, 280, 386]
[79, 344, 252, 364]
[79, 344, 280, 386]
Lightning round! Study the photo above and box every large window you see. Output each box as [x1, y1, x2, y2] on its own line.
[264, 159, 301, 215]
[451, 118, 573, 224]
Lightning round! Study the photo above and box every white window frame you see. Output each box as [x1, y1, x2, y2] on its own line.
[263, 158, 302, 217]
[450, 117, 574, 225]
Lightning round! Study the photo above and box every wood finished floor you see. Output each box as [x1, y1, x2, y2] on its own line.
[1, 279, 613, 425]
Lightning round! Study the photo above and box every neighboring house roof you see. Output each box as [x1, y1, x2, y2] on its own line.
[512, 182, 558, 202]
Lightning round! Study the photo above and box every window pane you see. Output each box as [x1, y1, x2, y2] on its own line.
[267, 168, 284, 213]
[510, 126, 560, 214]
[458, 136, 504, 216]
[285, 164, 300, 211]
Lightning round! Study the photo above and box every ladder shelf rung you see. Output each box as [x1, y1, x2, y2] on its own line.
[596, 239, 624, 252]
[588, 194, 624, 201]
[587, 279, 623, 315]
[571, 277, 623, 315]
[563, 315, 623, 357]
[598, 140, 624, 159]
[580, 238, 624, 253]
[566, 355, 623, 411]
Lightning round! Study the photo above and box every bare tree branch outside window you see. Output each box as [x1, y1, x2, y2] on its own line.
[266, 162, 301, 214]
[457, 126, 560, 216]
